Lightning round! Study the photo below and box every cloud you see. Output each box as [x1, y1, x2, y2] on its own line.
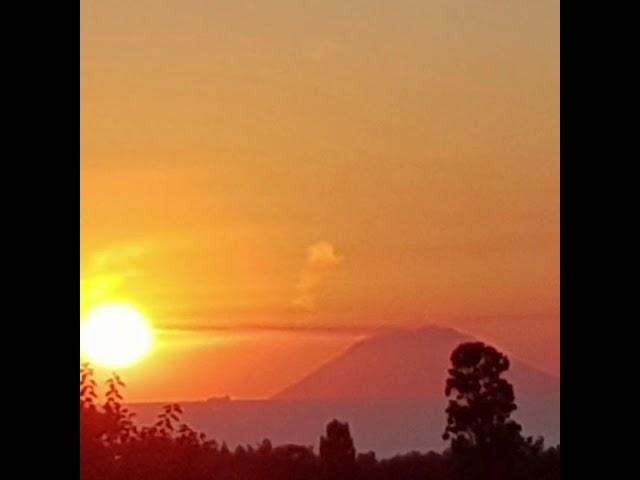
[81, 242, 150, 311]
[88, 243, 148, 274]
[292, 242, 343, 310]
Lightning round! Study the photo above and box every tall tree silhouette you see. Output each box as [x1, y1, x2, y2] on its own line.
[319, 420, 356, 480]
[443, 342, 524, 480]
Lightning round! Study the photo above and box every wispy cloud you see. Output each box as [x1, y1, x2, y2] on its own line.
[292, 242, 343, 310]
[80, 242, 151, 311]
[88, 243, 148, 273]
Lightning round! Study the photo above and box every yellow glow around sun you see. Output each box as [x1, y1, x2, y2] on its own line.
[81, 303, 153, 369]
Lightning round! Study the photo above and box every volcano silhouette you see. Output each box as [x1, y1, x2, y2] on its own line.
[274, 326, 559, 400]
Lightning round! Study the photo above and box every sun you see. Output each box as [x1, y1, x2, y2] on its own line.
[80, 303, 153, 369]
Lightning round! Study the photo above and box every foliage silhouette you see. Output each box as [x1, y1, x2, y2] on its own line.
[319, 419, 356, 480]
[80, 341, 559, 480]
[443, 342, 553, 480]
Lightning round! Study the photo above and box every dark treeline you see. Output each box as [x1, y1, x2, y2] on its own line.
[80, 342, 560, 480]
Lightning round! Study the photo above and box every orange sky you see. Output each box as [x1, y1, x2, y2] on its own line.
[81, 0, 559, 401]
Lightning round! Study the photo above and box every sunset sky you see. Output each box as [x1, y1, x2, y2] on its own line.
[81, 0, 559, 401]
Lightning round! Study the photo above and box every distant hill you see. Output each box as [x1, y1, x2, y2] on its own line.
[274, 326, 559, 400]
[130, 326, 559, 457]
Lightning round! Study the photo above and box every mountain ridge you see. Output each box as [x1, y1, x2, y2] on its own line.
[274, 325, 559, 400]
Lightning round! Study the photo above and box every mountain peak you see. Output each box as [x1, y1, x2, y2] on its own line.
[274, 327, 558, 400]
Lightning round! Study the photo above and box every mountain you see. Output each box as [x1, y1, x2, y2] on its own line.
[130, 326, 559, 457]
[274, 326, 559, 400]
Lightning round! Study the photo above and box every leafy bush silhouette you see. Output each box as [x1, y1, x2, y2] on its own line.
[319, 419, 356, 480]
